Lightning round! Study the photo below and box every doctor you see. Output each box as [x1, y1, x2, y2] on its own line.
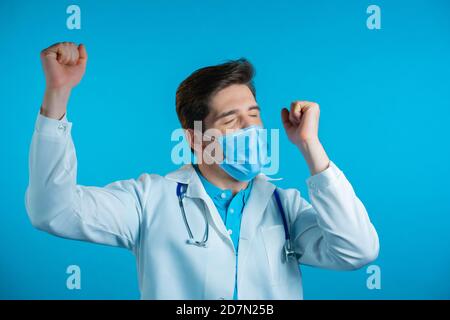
[26, 42, 379, 300]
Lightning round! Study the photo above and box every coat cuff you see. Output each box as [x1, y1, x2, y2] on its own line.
[34, 111, 72, 137]
[305, 160, 342, 191]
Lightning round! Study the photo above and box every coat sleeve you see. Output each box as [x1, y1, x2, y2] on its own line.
[288, 161, 379, 270]
[25, 112, 150, 250]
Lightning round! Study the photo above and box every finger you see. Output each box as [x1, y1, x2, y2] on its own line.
[54, 45, 65, 63]
[41, 44, 63, 62]
[66, 44, 74, 65]
[61, 44, 71, 64]
[297, 101, 319, 112]
[40, 48, 56, 60]
[41, 42, 61, 59]
[298, 101, 320, 118]
[63, 42, 73, 64]
[77, 43, 88, 65]
[57, 43, 66, 64]
[68, 43, 75, 65]
[281, 107, 293, 131]
[69, 43, 79, 65]
[67, 42, 78, 65]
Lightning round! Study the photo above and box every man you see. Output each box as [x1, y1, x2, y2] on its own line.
[26, 42, 379, 299]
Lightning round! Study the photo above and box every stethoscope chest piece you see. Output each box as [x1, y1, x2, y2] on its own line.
[187, 238, 208, 248]
[284, 240, 302, 262]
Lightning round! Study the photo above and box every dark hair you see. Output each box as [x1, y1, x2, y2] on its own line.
[176, 58, 256, 129]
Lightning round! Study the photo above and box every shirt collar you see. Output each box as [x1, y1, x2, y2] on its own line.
[193, 164, 253, 205]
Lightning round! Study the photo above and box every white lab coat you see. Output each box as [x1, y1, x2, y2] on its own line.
[25, 112, 379, 300]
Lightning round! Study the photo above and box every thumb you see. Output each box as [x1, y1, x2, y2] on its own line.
[281, 107, 292, 131]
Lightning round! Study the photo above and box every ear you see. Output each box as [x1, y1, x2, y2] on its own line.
[185, 128, 203, 155]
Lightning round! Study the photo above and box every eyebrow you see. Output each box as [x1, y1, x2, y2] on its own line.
[214, 105, 260, 121]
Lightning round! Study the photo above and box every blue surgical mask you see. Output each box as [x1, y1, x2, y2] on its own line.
[216, 125, 270, 181]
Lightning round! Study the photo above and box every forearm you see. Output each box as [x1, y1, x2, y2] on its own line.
[293, 161, 380, 270]
[40, 87, 72, 120]
[25, 113, 76, 229]
[25, 112, 143, 249]
[311, 162, 379, 268]
[296, 138, 330, 176]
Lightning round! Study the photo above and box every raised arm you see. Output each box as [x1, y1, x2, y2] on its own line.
[25, 42, 148, 250]
[281, 100, 379, 269]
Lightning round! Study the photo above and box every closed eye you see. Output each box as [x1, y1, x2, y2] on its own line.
[223, 117, 236, 125]
[248, 106, 260, 118]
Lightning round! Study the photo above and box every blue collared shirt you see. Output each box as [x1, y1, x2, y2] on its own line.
[193, 164, 253, 300]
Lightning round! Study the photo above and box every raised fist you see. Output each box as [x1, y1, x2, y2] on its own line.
[40, 42, 88, 90]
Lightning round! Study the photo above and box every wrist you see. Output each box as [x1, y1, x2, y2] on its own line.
[41, 87, 72, 120]
[296, 138, 330, 176]
[296, 137, 321, 152]
[44, 86, 72, 99]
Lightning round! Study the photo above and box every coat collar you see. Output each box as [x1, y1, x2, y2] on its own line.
[165, 164, 275, 200]
[165, 164, 276, 251]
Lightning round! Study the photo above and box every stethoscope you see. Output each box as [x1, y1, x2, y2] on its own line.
[176, 182, 302, 262]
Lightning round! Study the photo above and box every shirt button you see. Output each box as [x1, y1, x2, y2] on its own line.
[227, 229, 233, 235]
[229, 208, 235, 214]
[58, 124, 66, 131]
[221, 192, 227, 199]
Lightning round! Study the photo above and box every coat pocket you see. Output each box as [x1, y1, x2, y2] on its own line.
[261, 224, 287, 286]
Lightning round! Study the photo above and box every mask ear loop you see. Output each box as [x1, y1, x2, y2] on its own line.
[195, 130, 224, 166]
[255, 126, 283, 181]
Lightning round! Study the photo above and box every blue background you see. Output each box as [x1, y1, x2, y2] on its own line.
[1, 0, 449, 299]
